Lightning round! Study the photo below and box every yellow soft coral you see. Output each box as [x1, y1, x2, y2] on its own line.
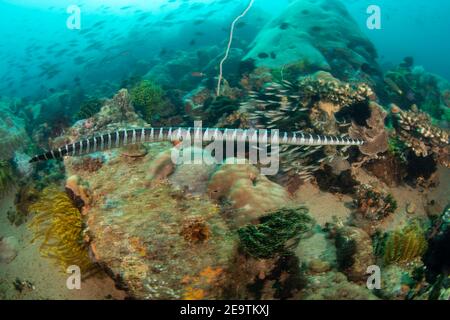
[28, 186, 95, 274]
[383, 221, 428, 265]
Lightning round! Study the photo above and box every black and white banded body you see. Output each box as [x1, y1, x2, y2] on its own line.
[29, 127, 364, 163]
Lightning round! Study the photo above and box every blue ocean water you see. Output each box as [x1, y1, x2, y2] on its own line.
[0, 0, 449, 99]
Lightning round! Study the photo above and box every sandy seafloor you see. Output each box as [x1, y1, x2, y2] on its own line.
[0, 187, 126, 300]
[0, 166, 448, 300]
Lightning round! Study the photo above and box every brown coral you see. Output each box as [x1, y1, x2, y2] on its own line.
[349, 102, 389, 158]
[180, 216, 211, 244]
[208, 158, 291, 227]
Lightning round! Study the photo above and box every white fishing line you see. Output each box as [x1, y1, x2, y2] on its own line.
[216, 0, 255, 96]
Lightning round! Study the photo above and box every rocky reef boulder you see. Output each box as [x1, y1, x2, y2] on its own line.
[64, 143, 237, 299]
[244, 0, 380, 81]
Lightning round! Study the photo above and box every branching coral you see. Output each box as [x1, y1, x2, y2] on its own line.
[130, 80, 167, 123]
[28, 186, 95, 274]
[0, 160, 15, 196]
[376, 221, 428, 266]
[237, 207, 314, 259]
[392, 104, 449, 168]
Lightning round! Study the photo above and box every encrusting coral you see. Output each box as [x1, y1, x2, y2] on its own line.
[28, 186, 95, 274]
[237, 206, 314, 259]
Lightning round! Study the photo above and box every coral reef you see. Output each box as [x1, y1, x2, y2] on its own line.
[70, 156, 104, 173]
[363, 152, 408, 187]
[65, 175, 92, 212]
[207, 158, 291, 227]
[180, 216, 211, 244]
[237, 207, 314, 259]
[384, 61, 450, 121]
[244, 0, 381, 82]
[183, 86, 242, 126]
[391, 104, 449, 169]
[12, 183, 40, 226]
[169, 147, 217, 195]
[226, 251, 305, 299]
[28, 186, 95, 274]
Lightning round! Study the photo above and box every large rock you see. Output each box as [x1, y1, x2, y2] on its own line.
[64, 143, 237, 299]
[244, 0, 380, 80]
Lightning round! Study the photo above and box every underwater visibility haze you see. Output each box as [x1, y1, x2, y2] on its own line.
[0, 0, 449, 301]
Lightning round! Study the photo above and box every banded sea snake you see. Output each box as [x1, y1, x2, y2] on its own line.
[29, 127, 364, 163]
